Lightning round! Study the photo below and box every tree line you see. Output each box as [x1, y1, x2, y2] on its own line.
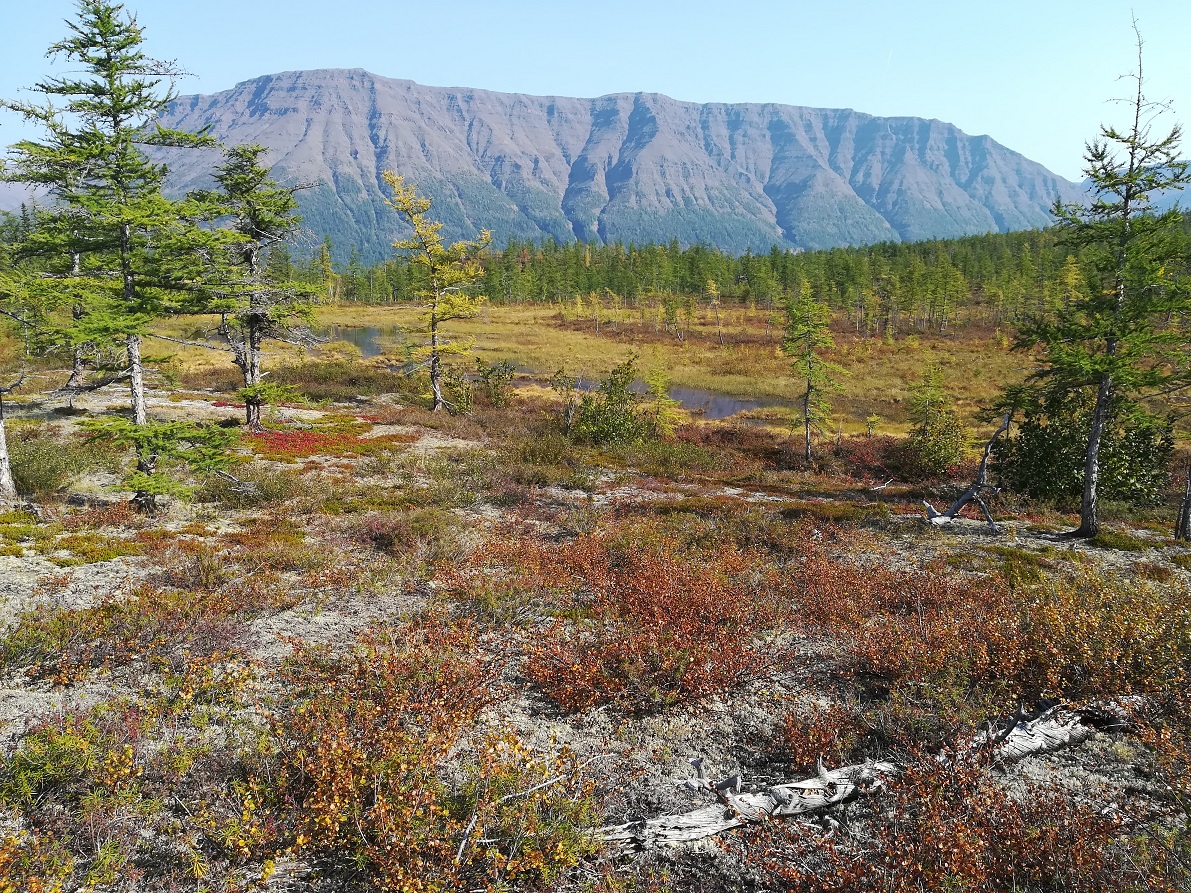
[294, 219, 1190, 336]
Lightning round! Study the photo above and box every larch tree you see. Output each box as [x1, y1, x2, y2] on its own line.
[381, 171, 491, 412]
[3, 1, 224, 510]
[1013, 30, 1191, 537]
[784, 279, 843, 463]
[192, 143, 314, 431]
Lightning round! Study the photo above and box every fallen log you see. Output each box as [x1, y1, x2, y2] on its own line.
[601, 701, 1123, 852]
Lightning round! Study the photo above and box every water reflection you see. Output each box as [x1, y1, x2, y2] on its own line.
[314, 325, 788, 420]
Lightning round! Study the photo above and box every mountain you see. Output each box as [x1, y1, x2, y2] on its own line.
[10, 70, 1087, 261]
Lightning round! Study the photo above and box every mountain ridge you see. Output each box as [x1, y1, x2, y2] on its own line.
[9, 69, 1088, 261]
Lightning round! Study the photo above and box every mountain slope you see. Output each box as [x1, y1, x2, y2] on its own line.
[19, 70, 1088, 260]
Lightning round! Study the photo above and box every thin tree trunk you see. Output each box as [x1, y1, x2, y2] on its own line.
[1076, 375, 1112, 537]
[1176, 465, 1191, 542]
[244, 321, 264, 432]
[803, 378, 813, 464]
[128, 334, 147, 426]
[429, 314, 444, 412]
[0, 398, 17, 504]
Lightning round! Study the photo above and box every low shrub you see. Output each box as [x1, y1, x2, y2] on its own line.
[462, 532, 782, 714]
[618, 437, 728, 477]
[354, 507, 463, 574]
[778, 498, 891, 526]
[261, 359, 424, 403]
[1089, 528, 1157, 552]
[760, 758, 1123, 893]
[273, 616, 599, 890]
[195, 462, 310, 508]
[9, 424, 124, 499]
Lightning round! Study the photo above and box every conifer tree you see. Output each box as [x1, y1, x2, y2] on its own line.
[3, 1, 221, 510]
[1013, 32, 1191, 536]
[192, 144, 314, 430]
[784, 279, 843, 463]
[381, 172, 491, 412]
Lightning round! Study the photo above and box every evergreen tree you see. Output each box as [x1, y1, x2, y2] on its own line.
[192, 144, 314, 430]
[1013, 35, 1191, 536]
[906, 365, 966, 478]
[2, 0, 217, 509]
[784, 279, 843, 463]
[381, 172, 490, 412]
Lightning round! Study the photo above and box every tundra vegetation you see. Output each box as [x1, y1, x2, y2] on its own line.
[0, 4, 1190, 892]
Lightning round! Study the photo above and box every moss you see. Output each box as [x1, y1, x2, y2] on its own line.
[1089, 528, 1158, 552]
[778, 499, 892, 526]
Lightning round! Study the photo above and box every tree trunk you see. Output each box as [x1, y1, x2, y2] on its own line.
[429, 317, 444, 413]
[1076, 375, 1112, 537]
[245, 321, 264, 432]
[803, 381, 812, 464]
[127, 334, 147, 426]
[0, 414, 17, 504]
[126, 334, 158, 512]
[1176, 465, 1191, 542]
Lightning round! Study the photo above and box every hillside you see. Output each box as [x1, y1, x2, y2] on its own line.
[147, 69, 1085, 261]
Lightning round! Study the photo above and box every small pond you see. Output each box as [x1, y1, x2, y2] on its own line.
[315, 325, 789, 421]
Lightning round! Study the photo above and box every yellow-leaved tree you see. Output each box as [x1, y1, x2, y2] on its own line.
[381, 172, 491, 412]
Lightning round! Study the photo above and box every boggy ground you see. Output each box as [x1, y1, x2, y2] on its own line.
[1, 378, 1190, 893]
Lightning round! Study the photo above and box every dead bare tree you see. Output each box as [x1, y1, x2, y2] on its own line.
[923, 413, 1011, 532]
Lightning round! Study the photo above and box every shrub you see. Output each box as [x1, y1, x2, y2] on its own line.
[996, 392, 1174, 507]
[1088, 527, 1157, 552]
[1019, 568, 1191, 699]
[475, 358, 516, 408]
[567, 357, 648, 446]
[465, 532, 782, 713]
[9, 424, 123, 499]
[0, 831, 73, 893]
[441, 363, 473, 415]
[355, 507, 462, 573]
[267, 359, 423, 403]
[904, 365, 966, 478]
[195, 462, 309, 508]
[761, 759, 1122, 893]
[273, 617, 599, 890]
[619, 437, 727, 477]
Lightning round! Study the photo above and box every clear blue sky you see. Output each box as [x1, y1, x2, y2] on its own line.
[4, 0, 1190, 181]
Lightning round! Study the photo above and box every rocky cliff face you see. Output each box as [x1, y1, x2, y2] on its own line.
[23, 69, 1088, 259]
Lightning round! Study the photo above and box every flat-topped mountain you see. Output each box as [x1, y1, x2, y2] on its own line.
[26, 70, 1090, 259]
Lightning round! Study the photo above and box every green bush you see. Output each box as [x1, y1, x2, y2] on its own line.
[195, 462, 310, 508]
[475, 358, 516, 408]
[9, 424, 124, 498]
[567, 357, 647, 446]
[904, 366, 966, 478]
[995, 392, 1173, 507]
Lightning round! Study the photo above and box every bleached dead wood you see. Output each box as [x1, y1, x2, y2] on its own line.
[601, 701, 1122, 852]
[924, 413, 1011, 532]
[601, 758, 895, 852]
[964, 703, 1114, 762]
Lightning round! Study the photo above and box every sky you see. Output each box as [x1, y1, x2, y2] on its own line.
[3, 0, 1190, 182]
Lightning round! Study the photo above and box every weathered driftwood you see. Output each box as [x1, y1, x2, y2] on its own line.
[601, 702, 1117, 852]
[924, 413, 1011, 532]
